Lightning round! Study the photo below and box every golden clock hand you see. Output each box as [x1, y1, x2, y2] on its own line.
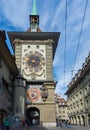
[32, 60, 35, 63]
[24, 57, 29, 61]
[34, 60, 40, 65]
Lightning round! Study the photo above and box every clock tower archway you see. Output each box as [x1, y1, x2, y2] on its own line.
[26, 107, 40, 125]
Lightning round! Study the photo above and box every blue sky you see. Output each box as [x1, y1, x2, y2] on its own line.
[0, 0, 90, 98]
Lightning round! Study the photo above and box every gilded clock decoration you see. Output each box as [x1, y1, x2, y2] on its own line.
[23, 51, 45, 73]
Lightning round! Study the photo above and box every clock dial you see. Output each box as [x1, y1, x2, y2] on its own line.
[27, 54, 40, 67]
[23, 51, 45, 73]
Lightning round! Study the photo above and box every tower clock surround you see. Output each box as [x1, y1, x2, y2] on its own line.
[22, 44, 46, 80]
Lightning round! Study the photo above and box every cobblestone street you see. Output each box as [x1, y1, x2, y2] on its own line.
[10, 125, 90, 130]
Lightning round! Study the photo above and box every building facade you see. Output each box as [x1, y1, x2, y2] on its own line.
[55, 94, 68, 122]
[65, 52, 90, 126]
[0, 30, 18, 121]
[7, 1, 60, 127]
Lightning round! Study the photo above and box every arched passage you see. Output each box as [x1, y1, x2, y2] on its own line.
[26, 107, 40, 125]
[78, 116, 81, 125]
[82, 115, 85, 126]
[88, 114, 90, 126]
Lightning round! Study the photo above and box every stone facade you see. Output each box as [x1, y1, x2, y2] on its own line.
[9, 32, 59, 126]
[65, 52, 90, 126]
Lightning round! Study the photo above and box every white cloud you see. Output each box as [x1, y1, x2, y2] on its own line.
[40, 11, 50, 31]
[50, 0, 65, 31]
[1, 0, 32, 30]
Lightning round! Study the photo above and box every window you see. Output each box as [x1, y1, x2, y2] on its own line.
[0, 81, 1, 90]
[28, 45, 30, 48]
[63, 115, 65, 118]
[86, 100, 88, 108]
[0, 55, 2, 68]
[36, 45, 39, 48]
[84, 87, 87, 96]
[16, 107, 18, 113]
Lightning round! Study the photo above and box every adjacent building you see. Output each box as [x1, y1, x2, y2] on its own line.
[55, 94, 68, 122]
[65, 52, 90, 126]
[0, 30, 18, 121]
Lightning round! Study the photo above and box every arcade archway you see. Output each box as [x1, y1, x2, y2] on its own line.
[88, 114, 90, 126]
[26, 107, 40, 125]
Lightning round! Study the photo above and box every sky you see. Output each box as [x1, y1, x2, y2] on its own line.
[0, 0, 90, 99]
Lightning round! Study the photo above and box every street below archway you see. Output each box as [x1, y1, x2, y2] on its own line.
[10, 125, 90, 130]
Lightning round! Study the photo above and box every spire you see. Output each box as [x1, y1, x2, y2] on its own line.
[32, 0, 38, 15]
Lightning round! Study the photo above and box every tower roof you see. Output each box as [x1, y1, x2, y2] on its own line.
[8, 32, 60, 59]
[32, 0, 38, 15]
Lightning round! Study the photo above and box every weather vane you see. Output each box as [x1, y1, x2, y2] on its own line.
[32, 0, 38, 15]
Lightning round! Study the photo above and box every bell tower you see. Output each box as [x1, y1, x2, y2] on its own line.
[30, 0, 39, 32]
[8, 0, 60, 127]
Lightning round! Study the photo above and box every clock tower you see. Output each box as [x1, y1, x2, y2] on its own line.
[8, 0, 60, 127]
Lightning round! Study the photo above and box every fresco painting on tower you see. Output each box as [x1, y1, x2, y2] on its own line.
[26, 85, 42, 103]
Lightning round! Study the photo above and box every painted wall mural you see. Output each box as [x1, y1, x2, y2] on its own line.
[26, 85, 42, 103]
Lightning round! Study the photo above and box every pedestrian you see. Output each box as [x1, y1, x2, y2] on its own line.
[56, 119, 59, 127]
[22, 119, 26, 127]
[4, 118, 10, 130]
[59, 120, 62, 127]
[65, 120, 67, 127]
[0, 120, 2, 130]
[32, 118, 36, 125]
[25, 118, 30, 129]
[68, 121, 71, 128]
[1, 120, 5, 130]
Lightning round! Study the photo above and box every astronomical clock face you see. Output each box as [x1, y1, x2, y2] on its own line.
[23, 51, 45, 72]
[22, 45, 46, 80]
